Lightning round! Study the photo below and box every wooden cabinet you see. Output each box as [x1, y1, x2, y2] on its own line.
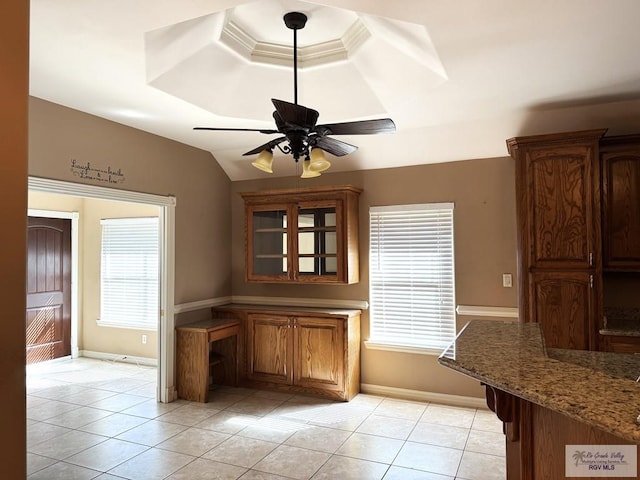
[246, 314, 292, 385]
[525, 144, 598, 269]
[241, 185, 361, 284]
[529, 271, 595, 350]
[508, 130, 606, 350]
[246, 313, 345, 394]
[600, 334, 640, 353]
[214, 305, 361, 401]
[293, 316, 345, 393]
[600, 135, 640, 271]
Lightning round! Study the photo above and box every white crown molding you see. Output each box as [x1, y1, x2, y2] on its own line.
[220, 18, 370, 68]
[28, 176, 176, 206]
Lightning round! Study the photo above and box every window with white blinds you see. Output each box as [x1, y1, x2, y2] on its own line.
[99, 217, 159, 331]
[368, 203, 456, 353]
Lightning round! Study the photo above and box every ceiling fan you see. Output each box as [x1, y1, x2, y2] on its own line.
[194, 11, 396, 177]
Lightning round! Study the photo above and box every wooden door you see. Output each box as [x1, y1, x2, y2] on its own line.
[26, 217, 71, 364]
[246, 313, 292, 384]
[293, 316, 344, 392]
[601, 139, 640, 270]
[529, 271, 595, 350]
[526, 145, 598, 269]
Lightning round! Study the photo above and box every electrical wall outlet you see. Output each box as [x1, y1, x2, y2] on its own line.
[502, 273, 513, 288]
[142, 334, 147, 344]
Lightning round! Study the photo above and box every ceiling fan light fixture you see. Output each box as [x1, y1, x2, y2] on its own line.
[251, 149, 274, 173]
[309, 147, 331, 172]
[301, 158, 321, 178]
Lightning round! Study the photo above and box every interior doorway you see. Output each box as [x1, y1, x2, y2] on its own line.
[28, 177, 176, 403]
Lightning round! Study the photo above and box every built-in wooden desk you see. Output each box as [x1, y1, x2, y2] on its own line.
[176, 318, 240, 402]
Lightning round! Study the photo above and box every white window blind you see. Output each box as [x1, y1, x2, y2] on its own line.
[369, 203, 456, 352]
[100, 217, 159, 330]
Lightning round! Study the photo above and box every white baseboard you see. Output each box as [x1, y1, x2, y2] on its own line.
[80, 350, 157, 367]
[166, 386, 178, 402]
[360, 383, 488, 409]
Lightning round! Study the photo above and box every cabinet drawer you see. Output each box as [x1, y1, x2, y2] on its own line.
[601, 334, 640, 353]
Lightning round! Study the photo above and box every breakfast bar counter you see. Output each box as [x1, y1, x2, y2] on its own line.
[438, 320, 640, 479]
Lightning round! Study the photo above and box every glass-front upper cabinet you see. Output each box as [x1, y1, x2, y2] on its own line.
[249, 205, 290, 279]
[242, 186, 361, 284]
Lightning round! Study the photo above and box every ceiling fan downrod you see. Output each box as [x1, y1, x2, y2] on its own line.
[283, 12, 307, 106]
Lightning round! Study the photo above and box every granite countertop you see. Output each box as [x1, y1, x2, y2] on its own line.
[438, 320, 640, 443]
[601, 307, 640, 337]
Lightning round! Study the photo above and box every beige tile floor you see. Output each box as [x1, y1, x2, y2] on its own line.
[27, 358, 506, 479]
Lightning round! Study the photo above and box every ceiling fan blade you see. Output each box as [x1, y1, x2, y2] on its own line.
[194, 127, 279, 134]
[272, 98, 319, 130]
[273, 111, 286, 131]
[314, 118, 396, 136]
[242, 136, 287, 156]
[313, 136, 358, 157]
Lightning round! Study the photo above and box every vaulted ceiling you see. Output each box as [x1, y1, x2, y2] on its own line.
[30, 0, 640, 180]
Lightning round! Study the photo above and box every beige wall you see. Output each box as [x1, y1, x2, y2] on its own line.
[29, 192, 161, 358]
[29, 97, 232, 306]
[27, 96, 518, 400]
[1, 1, 28, 476]
[231, 157, 518, 398]
[82, 198, 159, 357]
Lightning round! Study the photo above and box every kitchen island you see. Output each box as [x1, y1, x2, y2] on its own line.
[438, 320, 640, 479]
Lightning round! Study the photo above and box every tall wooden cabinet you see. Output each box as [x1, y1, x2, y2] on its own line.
[241, 186, 361, 284]
[600, 135, 640, 271]
[507, 130, 607, 350]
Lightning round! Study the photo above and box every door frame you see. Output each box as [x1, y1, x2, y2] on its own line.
[27, 210, 79, 359]
[28, 177, 176, 403]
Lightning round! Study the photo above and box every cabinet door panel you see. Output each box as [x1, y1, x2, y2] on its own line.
[293, 317, 344, 391]
[247, 314, 292, 384]
[246, 205, 294, 281]
[295, 202, 341, 282]
[530, 272, 595, 350]
[528, 147, 596, 269]
[602, 151, 640, 269]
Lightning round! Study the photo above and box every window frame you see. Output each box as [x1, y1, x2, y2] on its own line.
[366, 202, 456, 355]
[98, 216, 160, 331]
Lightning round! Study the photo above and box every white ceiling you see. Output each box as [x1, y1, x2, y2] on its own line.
[30, 0, 640, 181]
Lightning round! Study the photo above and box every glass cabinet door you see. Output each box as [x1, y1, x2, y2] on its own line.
[297, 206, 338, 277]
[250, 208, 289, 277]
